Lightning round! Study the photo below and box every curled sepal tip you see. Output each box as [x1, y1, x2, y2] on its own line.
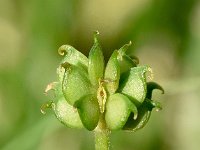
[44, 82, 58, 95]
[58, 45, 70, 56]
[146, 82, 164, 99]
[41, 101, 55, 114]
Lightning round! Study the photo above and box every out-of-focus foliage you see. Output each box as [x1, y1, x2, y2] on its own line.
[0, 0, 200, 150]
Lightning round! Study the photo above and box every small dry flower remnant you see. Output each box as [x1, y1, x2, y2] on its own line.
[42, 31, 164, 150]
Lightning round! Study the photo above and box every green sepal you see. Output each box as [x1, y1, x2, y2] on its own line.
[62, 63, 93, 105]
[104, 50, 120, 94]
[57, 45, 88, 82]
[117, 42, 137, 75]
[123, 100, 151, 132]
[146, 82, 164, 99]
[118, 66, 152, 106]
[74, 94, 100, 131]
[88, 31, 105, 87]
[105, 93, 138, 130]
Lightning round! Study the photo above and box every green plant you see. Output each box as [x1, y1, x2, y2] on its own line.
[42, 31, 164, 150]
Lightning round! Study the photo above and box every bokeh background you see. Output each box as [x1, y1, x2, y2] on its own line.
[1, 0, 200, 150]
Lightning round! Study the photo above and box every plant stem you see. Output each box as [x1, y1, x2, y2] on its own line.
[94, 114, 110, 150]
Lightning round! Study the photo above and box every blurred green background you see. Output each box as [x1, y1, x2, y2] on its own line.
[1, 0, 200, 150]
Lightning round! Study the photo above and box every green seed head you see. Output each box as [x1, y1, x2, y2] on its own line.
[43, 32, 164, 132]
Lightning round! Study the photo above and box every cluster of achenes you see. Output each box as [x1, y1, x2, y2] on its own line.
[43, 32, 164, 132]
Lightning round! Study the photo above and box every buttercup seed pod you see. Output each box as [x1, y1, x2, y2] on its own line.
[104, 50, 120, 95]
[88, 31, 105, 87]
[43, 31, 164, 150]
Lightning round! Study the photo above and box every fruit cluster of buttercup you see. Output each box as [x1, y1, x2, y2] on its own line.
[43, 32, 164, 132]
